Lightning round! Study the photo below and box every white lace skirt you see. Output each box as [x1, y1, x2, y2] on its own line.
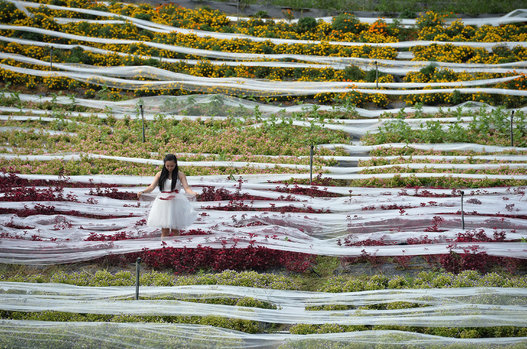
[146, 191, 197, 230]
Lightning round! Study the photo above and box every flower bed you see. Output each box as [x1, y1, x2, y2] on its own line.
[1, 1, 526, 343]
[337, 230, 524, 274]
[0, 114, 348, 158]
[0, 1, 525, 106]
[280, 175, 527, 188]
[363, 107, 527, 147]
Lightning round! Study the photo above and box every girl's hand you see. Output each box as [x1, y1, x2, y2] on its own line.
[137, 191, 143, 200]
[186, 189, 198, 197]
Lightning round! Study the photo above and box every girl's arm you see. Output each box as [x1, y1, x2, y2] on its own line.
[178, 171, 197, 196]
[137, 171, 161, 199]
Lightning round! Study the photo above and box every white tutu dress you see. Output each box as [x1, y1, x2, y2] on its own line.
[146, 179, 197, 230]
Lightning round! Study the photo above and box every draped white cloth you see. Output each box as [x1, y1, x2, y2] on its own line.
[1, 173, 526, 265]
[0, 321, 526, 348]
[1, 283, 526, 326]
[7, 1, 527, 48]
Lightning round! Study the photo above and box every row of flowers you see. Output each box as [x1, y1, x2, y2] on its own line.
[362, 107, 527, 147]
[1, 67, 525, 107]
[0, 3, 525, 107]
[359, 165, 527, 176]
[2, 269, 526, 337]
[2, 2, 526, 64]
[2, 172, 524, 276]
[0, 111, 348, 156]
[6, 160, 524, 187]
[5, 41, 524, 85]
[5, 0, 526, 44]
[2, 18, 525, 65]
[283, 174, 527, 188]
[0, 159, 310, 176]
[5, 268, 526, 290]
[358, 157, 527, 167]
[369, 146, 527, 157]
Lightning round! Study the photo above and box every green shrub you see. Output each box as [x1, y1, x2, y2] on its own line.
[296, 17, 318, 33]
[0, 0, 25, 23]
[290, 323, 318, 334]
[387, 275, 410, 289]
[342, 65, 365, 81]
[236, 297, 277, 309]
[331, 13, 362, 33]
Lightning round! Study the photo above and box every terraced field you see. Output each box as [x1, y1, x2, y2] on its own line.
[0, 0, 526, 347]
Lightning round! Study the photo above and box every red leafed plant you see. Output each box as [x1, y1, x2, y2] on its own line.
[204, 200, 329, 213]
[274, 184, 341, 198]
[196, 186, 269, 201]
[97, 242, 315, 274]
[89, 186, 137, 200]
[0, 204, 137, 219]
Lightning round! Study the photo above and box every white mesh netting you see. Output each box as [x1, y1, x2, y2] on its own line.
[3, 93, 526, 119]
[7, 0, 527, 47]
[0, 283, 526, 326]
[0, 321, 526, 348]
[1, 62, 525, 96]
[0, 173, 525, 265]
[3, 34, 526, 74]
[227, 9, 527, 27]
[2, 51, 525, 89]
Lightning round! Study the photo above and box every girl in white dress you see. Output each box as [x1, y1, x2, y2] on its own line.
[137, 154, 198, 237]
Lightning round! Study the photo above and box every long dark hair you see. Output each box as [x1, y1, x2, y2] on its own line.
[158, 154, 178, 191]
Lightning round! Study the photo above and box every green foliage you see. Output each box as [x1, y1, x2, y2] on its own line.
[364, 274, 389, 290]
[319, 271, 527, 293]
[175, 270, 300, 290]
[312, 256, 340, 277]
[253, 10, 269, 19]
[417, 11, 445, 29]
[0, 311, 259, 335]
[331, 13, 362, 34]
[363, 107, 527, 147]
[2, 267, 527, 337]
[133, 12, 151, 21]
[399, 8, 417, 19]
[296, 17, 318, 33]
[342, 65, 365, 81]
[289, 321, 527, 339]
[420, 63, 438, 79]
[0, 0, 25, 23]
[289, 323, 318, 334]
[7, 267, 526, 293]
[365, 68, 385, 83]
[236, 297, 277, 309]
[387, 275, 410, 289]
